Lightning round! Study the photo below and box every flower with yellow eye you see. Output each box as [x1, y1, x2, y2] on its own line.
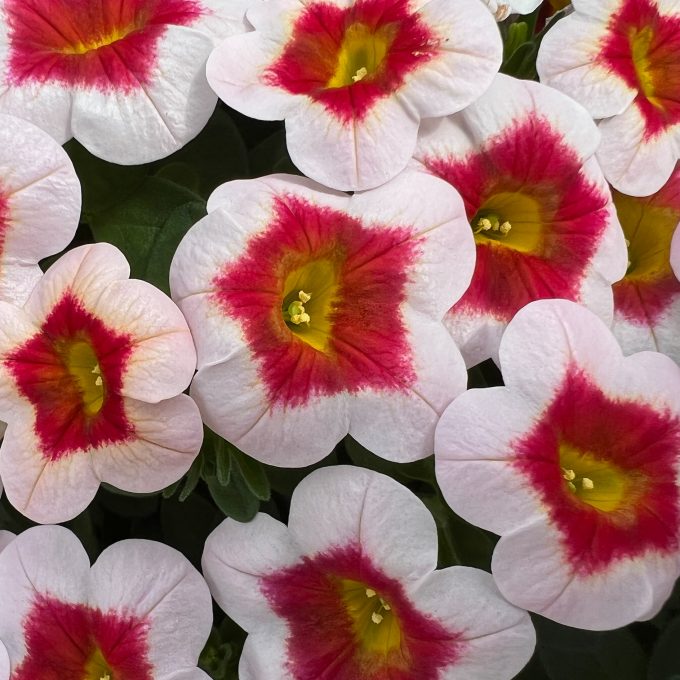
[0, 0, 250, 163]
[170, 171, 474, 467]
[206, 0, 502, 190]
[436, 299, 680, 630]
[0, 243, 203, 523]
[415, 75, 627, 367]
[0, 526, 212, 680]
[537, 0, 680, 196]
[610, 164, 680, 363]
[202, 466, 536, 680]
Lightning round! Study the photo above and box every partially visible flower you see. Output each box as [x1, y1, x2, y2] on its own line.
[436, 299, 680, 630]
[537, 0, 680, 196]
[0, 113, 80, 305]
[0, 243, 203, 523]
[0, 0, 250, 164]
[203, 465, 536, 680]
[170, 171, 473, 467]
[611, 165, 680, 362]
[0, 525, 213, 679]
[415, 74, 626, 367]
[482, 0, 542, 21]
[206, 0, 502, 190]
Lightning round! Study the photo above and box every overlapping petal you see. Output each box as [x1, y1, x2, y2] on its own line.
[202, 466, 536, 679]
[415, 74, 626, 366]
[436, 299, 680, 630]
[170, 171, 473, 466]
[206, 0, 502, 190]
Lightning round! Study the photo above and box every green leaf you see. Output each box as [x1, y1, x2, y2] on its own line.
[179, 454, 204, 502]
[143, 200, 206, 294]
[231, 448, 271, 501]
[215, 437, 233, 487]
[205, 470, 260, 522]
[154, 107, 248, 197]
[88, 176, 204, 292]
[504, 21, 529, 60]
[161, 479, 182, 499]
[649, 615, 680, 679]
[536, 618, 647, 680]
[64, 140, 148, 217]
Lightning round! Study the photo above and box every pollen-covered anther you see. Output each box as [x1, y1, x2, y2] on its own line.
[582, 477, 595, 490]
[499, 221, 512, 235]
[287, 291, 312, 326]
[368, 593, 393, 624]
[475, 217, 494, 233]
[562, 467, 577, 492]
[92, 364, 103, 387]
[352, 67, 368, 82]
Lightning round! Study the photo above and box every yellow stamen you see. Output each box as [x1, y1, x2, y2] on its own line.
[352, 66, 368, 82]
[559, 442, 634, 513]
[499, 221, 512, 235]
[287, 294, 311, 326]
[365, 588, 376, 598]
[475, 217, 493, 233]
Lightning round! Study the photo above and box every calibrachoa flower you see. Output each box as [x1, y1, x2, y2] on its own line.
[435, 299, 680, 630]
[0, 0, 250, 164]
[170, 171, 473, 466]
[0, 525, 213, 679]
[0, 243, 203, 523]
[0, 113, 80, 306]
[537, 0, 680, 196]
[414, 74, 627, 367]
[611, 164, 680, 362]
[206, 0, 502, 191]
[203, 465, 536, 680]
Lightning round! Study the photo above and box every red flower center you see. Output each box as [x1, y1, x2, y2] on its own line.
[514, 367, 680, 575]
[13, 593, 152, 680]
[5, 0, 203, 92]
[265, 0, 437, 123]
[423, 116, 609, 322]
[262, 543, 462, 680]
[598, 0, 680, 138]
[212, 194, 419, 408]
[5, 292, 135, 460]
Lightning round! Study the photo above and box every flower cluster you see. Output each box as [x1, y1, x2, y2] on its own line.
[0, 0, 679, 677]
